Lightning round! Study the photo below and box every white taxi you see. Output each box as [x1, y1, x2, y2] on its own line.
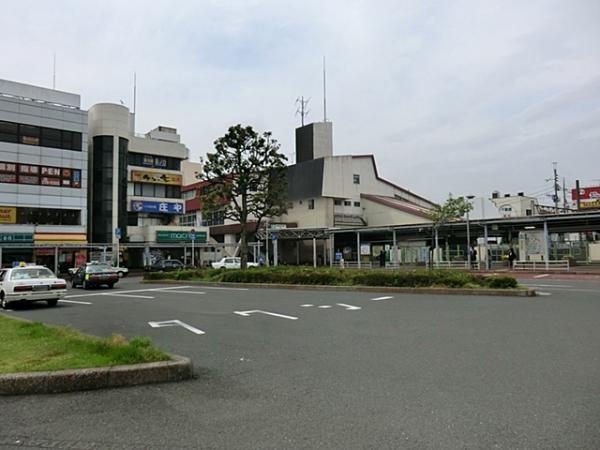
[0, 265, 67, 309]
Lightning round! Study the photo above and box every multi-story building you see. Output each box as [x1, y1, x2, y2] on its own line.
[0, 79, 88, 269]
[87, 103, 208, 266]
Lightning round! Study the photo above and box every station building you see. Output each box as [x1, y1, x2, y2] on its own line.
[0, 79, 88, 269]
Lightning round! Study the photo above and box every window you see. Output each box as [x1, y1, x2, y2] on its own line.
[179, 212, 196, 226]
[166, 185, 181, 198]
[128, 152, 181, 170]
[154, 184, 166, 198]
[127, 212, 138, 226]
[142, 183, 154, 197]
[16, 207, 80, 225]
[344, 200, 351, 206]
[134, 183, 143, 196]
[334, 199, 342, 206]
[0, 121, 18, 143]
[41, 128, 62, 148]
[182, 190, 196, 200]
[20, 124, 40, 146]
[354, 201, 361, 207]
[353, 174, 360, 184]
[308, 199, 315, 210]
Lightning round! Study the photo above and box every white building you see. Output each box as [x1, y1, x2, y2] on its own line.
[278, 122, 435, 228]
[87, 104, 208, 265]
[0, 79, 88, 268]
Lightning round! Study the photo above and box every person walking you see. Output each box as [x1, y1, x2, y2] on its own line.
[507, 246, 517, 269]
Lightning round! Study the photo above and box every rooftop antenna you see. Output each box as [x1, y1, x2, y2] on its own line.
[133, 72, 137, 129]
[52, 53, 56, 90]
[322, 55, 327, 122]
[295, 96, 310, 126]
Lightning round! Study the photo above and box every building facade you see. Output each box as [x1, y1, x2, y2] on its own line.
[0, 79, 88, 269]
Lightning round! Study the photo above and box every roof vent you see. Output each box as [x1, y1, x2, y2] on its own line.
[491, 191, 499, 199]
[504, 193, 511, 198]
[518, 192, 524, 197]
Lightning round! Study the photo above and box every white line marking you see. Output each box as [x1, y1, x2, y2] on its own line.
[371, 296, 394, 301]
[234, 310, 298, 320]
[537, 292, 552, 296]
[59, 299, 93, 305]
[521, 284, 573, 288]
[195, 286, 249, 291]
[155, 290, 205, 295]
[318, 305, 332, 309]
[300, 304, 314, 307]
[64, 286, 194, 298]
[148, 319, 205, 335]
[534, 274, 550, 278]
[336, 303, 362, 311]
[101, 293, 155, 299]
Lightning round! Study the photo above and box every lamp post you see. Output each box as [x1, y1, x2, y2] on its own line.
[465, 195, 475, 269]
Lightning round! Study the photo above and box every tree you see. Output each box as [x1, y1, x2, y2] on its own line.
[200, 125, 288, 269]
[430, 195, 474, 264]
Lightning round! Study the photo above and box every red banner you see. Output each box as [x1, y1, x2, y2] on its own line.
[571, 186, 600, 201]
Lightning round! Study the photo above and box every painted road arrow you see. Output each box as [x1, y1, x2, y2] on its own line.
[233, 310, 298, 320]
[335, 303, 362, 311]
[148, 320, 205, 335]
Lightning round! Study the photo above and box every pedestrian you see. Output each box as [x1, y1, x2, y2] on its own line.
[507, 246, 517, 269]
[379, 250, 386, 268]
[470, 246, 478, 269]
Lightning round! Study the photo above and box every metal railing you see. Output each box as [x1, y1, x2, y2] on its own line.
[431, 261, 481, 270]
[513, 260, 570, 271]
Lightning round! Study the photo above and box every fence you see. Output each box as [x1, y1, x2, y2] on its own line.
[513, 260, 570, 271]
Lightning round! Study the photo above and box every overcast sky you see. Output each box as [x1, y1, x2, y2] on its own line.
[3, 0, 600, 202]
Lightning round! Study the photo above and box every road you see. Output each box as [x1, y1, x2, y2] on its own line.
[2, 275, 600, 449]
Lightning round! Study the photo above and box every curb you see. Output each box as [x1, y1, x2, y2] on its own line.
[142, 279, 536, 297]
[0, 354, 193, 396]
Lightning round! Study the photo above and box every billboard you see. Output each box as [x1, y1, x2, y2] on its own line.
[130, 200, 184, 214]
[571, 186, 600, 201]
[0, 206, 16, 224]
[131, 170, 181, 185]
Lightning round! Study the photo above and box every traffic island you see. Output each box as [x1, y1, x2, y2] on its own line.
[0, 316, 193, 395]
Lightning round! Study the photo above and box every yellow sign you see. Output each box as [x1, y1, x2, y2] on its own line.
[0, 206, 16, 224]
[580, 199, 600, 209]
[131, 170, 181, 185]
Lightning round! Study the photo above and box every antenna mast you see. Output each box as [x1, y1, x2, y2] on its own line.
[52, 53, 56, 90]
[295, 96, 310, 126]
[133, 72, 137, 129]
[322, 55, 327, 122]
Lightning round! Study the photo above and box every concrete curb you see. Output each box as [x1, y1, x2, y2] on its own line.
[142, 279, 536, 297]
[0, 354, 193, 396]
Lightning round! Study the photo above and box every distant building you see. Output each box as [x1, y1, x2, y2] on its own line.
[0, 79, 88, 268]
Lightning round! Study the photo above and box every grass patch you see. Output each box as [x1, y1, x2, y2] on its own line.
[0, 316, 170, 374]
[144, 267, 518, 290]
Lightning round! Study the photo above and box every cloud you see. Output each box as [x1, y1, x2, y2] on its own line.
[2, 0, 600, 202]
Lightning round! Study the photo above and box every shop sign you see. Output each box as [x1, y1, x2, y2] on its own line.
[156, 230, 207, 243]
[0, 232, 33, 243]
[360, 243, 371, 256]
[131, 170, 181, 185]
[0, 206, 16, 224]
[572, 186, 600, 201]
[579, 199, 600, 209]
[130, 200, 184, 214]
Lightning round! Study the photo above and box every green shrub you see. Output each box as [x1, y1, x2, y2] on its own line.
[484, 276, 518, 289]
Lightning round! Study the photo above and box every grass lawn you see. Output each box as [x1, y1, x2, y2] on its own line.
[0, 315, 170, 374]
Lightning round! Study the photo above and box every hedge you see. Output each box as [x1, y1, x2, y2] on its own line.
[144, 268, 519, 290]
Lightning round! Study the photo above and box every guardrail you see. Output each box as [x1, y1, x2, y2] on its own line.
[513, 260, 570, 271]
[431, 261, 481, 270]
[338, 261, 373, 269]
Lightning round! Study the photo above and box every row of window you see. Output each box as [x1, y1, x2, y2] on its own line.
[0, 120, 83, 151]
[179, 212, 197, 227]
[128, 152, 181, 171]
[334, 199, 361, 207]
[0, 161, 82, 188]
[128, 182, 181, 199]
[17, 207, 81, 226]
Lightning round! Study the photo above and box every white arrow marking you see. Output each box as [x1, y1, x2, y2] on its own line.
[300, 304, 314, 307]
[155, 290, 205, 295]
[537, 292, 552, 296]
[371, 296, 393, 301]
[234, 310, 298, 320]
[336, 303, 362, 311]
[148, 320, 205, 335]
[102, 293, 154, 299]
[59, 299, 92, 305]
[318, 305, 332, 309]
[534, 274, 549, 278]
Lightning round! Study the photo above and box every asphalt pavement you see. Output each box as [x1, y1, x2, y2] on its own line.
[1, 275, 600, 449]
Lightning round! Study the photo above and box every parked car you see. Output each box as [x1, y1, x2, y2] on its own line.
[0, 265, 67, 309]
[71, 264, 119, 289]
[148, 259, 187, 272]
[211, 257, 259, 269]
[68, 262, 128, 278]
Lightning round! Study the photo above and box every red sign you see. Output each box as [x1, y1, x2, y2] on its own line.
[0, 173, 17, 183]
[572, 186, 600, 201]
[0, 162, 17, 172]
[18, 175, 40, 185]
[41, 177, 61, 186]
[41, 166, 61, 177]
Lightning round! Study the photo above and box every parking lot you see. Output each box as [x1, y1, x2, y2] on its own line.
[2, 276, 600, 449]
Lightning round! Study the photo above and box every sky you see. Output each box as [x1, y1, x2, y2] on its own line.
[3, 0, 600, 203]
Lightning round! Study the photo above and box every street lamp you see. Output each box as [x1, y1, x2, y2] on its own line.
[465, 195, 475, 269]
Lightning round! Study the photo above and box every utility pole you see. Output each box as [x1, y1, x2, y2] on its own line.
[575, 179, 581, 210]
[552, 162, 559, 213]
[562, 177, 568, 211]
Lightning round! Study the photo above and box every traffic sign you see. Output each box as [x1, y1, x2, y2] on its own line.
[271, 233, 277, 241]
[190, 228, 196, 241]
[115, 227, 122, 239]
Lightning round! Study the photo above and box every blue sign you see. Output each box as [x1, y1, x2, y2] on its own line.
[190, 229, 196, 241]
[335, 251, 343, 262]
[130, 201, 184, 214]
[115, 227, 122, 239]
[271, 233, 277, 241]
